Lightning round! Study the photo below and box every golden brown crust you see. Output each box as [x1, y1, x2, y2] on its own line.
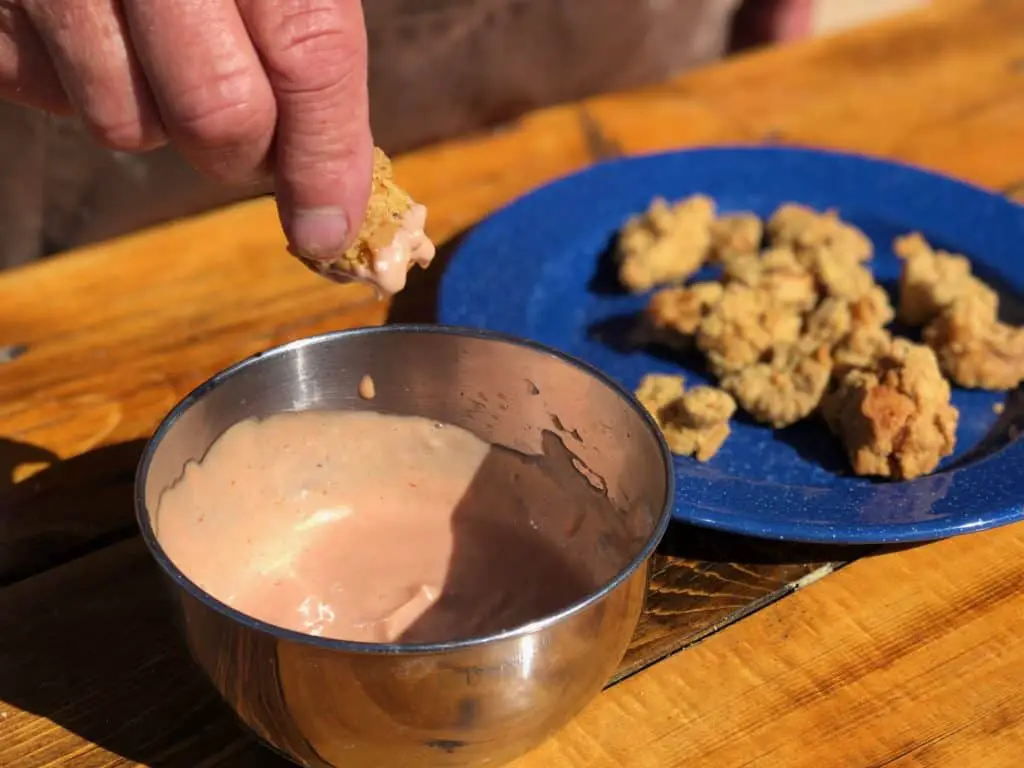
[923, 296, 1024, 389]
[634, 374, 736, 462]
[766, 203, 873, 263]
[710, 212, 763, 262]
[696, 283, 803, 377]
[894, 232, 997, 327]
[720, 246, 818, 311]
[721, 343, 832, 428]
[617, 195, 716, 293]
[333, 147, 414, 273]
[644, 282, 724, 348]
[821, 339, 958, 480]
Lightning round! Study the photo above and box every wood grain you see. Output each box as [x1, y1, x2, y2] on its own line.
[508, 519, 1024, 768]
[1, 0, 1023, 764]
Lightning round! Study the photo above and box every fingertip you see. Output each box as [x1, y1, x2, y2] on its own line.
[276, 119, 374, 259]
[282, 204, 351, 260]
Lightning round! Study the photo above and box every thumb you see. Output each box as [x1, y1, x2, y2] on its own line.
[239, 0, 372, 260]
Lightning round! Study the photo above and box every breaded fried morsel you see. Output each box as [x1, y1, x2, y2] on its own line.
[710, 212, 763, 262]
[767, 203, 873, 264]
[717, 298, 867, 429]
[635, 374, 736, 461]
[801, 247, 877, 303]
[894, 232, 997, 326]
[832, 326, 894, 379]
[618, 195, 716, 293]
[721, 246, 818, 312]
[645, 282, 724, 348]
[822, 338, 958, 480]
[923, 295, 1024, 390]
[696, 283, 803, 377]
[801, 297, 854, 353]
[849, 284, 896, 329]
[299, 148, 436, 296]
[721, 343, 832, 428]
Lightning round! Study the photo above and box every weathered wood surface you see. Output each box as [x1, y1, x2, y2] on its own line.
[510, 513, 1024, 768]
[1, 0, 1023, 764]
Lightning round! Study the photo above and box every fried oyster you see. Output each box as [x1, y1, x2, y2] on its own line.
[297, 147, 436, 296]
[696, 283, 803, 378]
[634, 374, 736, 461]
[617, 195, 717, 293]
[923, 295, 1024, 390]
[766, 203, 873, 264]
[894, 232, 997, 327]
[720, 343, 833, 428]
[822, 338, 958, 480]
[644, 282, 725, 349]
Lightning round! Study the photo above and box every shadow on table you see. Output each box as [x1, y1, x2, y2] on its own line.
[0, 437, 147, 587]
[656, 519, 920, 567]
[0, 437, 289, 767]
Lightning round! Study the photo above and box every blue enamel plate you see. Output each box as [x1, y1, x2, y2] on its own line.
[438, 147, 1024, 544]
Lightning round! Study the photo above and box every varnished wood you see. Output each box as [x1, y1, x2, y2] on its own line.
[509, 519, 1024, 767]
[1, 0, 1023, 764]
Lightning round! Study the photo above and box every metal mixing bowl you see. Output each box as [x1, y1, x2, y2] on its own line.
[135, 325, 673, 768]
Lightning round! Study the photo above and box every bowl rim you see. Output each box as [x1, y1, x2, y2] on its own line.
[134, 323, 674, 655]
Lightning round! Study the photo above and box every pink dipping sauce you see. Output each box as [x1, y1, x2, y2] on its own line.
[155, 410, 616, 644]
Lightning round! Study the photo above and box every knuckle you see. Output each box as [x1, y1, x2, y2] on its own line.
[90, 113, 152, 153]
[260, 3, 364, 93]
[168, 69, 272, 151]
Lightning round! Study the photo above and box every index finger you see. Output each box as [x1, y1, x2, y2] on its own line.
[237, 0, 372, 261]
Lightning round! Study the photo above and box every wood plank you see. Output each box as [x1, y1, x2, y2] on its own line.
[506, 518, 1024, 768]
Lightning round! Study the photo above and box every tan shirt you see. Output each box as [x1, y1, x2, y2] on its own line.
[0, 0, 739, 269]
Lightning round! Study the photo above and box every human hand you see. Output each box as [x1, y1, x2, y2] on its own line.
[0, 0, 373, 260]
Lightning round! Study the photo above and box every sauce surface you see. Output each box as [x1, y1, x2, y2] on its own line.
[155, 410, 621, 643]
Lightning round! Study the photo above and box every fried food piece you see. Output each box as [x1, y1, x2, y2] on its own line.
[799, 247, 877, 302]
[645, 282, 724, 348]
[799, 288, 893, 380]
[801, 297, 854, 353]
[721, 343, 832, 428]
[717, 298, 855, 428]
[635, 373, 686, 416]
[299, 148, 435, 296]
[923, 295, 1024, 389]
[618, 195, 716, 292]
[710, 212, 763, 261]
[634, 374, 736, 461]
[894, 232, 998, 327]
[696, 283, 803, 377]
[832, 325, 894, 379]
[767, 203, 873, 264]
[822, 338, 958, 480]
[721, 246, 818, 312]
[849, 284, 895, 328]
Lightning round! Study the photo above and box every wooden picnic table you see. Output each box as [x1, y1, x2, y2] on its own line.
[2, 0, 1023, 765]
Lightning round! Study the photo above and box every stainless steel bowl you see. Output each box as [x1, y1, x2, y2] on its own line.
[135, 325, 673, 768]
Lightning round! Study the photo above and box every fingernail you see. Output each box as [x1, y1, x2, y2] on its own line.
[288, 207, 350, 260]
